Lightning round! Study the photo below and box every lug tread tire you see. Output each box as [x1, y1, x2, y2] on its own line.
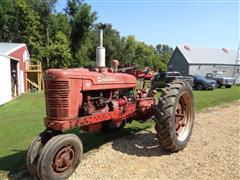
[154, 81, 195, 152]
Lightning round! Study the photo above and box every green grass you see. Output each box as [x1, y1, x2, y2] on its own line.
[0, 92, 45, 178]
[194, 86, 240, 111]
[0, 86, 239, 178]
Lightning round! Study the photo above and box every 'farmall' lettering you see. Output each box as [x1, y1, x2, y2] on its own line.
[97, 76, 117, 82]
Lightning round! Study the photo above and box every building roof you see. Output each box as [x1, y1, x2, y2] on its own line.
[177, 45, 239, 65]
[0, 42, 26, 56]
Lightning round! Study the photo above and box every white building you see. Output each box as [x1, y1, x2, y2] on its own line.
[168, 46, 240, 84]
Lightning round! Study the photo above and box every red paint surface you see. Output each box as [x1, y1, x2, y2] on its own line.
[43, 68, 155, 131]
[9, 45, 29, 92]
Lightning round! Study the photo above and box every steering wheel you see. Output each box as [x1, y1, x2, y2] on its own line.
[118, 55, 153, 77]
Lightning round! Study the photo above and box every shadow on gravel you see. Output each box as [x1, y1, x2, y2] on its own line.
[112, 130, 170, 157]
[0, 125, 150, 180]
[67, 126, 151, 153]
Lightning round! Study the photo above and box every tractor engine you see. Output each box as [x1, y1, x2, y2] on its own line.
[43, 67, 143, 132]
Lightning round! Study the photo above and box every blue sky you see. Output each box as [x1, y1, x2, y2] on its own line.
[56, 0, 239, 50]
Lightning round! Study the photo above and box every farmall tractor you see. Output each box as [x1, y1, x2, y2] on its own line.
[27, 25, 195, 180]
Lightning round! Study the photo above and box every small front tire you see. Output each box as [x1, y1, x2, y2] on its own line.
[37, 134, 83, 180]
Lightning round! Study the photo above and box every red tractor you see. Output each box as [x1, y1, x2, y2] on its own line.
[27, 25, 195, 180]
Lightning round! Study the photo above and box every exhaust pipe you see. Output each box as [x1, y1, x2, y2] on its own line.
[96, 24, 106, 68]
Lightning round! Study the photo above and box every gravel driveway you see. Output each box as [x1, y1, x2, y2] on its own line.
[69, 100, 240, 180]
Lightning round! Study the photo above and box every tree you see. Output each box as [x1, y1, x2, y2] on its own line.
[65, 0, 84, 22]
[0, 0, 40, 42]
[12, 0, 43, 60]
[121, 35, 138, 66]
[67, 3, 97, 67]
[70, 4, 97, 53]
[151, 55, 167, 72]
[0, 0, 173, 71]
[29, 0, 57, 43]
[50, 13, 71, 37]
[0, 0, 48, 61]
[155, 44, 174, 64]
[155, 44, 174, 55]
[134, 42, 154, 69]
[29, 0, 58, 66]
[0, 0, 15, 41]
[46, 32, 72, 68]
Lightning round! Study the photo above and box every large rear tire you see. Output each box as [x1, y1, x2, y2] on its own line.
[37, 134, 83, 180]
[154, 81, 195, 151]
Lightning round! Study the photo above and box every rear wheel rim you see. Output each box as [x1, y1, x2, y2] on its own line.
[175, 93, 193, 142]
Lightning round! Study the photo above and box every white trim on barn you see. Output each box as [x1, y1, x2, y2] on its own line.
[20, 70, 25, 94]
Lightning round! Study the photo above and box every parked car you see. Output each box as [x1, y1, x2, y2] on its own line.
[205, 73, 235, 88]
[151, 71, 194, 89]
[191, 75, 217, 90]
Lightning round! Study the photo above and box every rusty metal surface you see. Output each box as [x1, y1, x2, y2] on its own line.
[43, 67, 156, 131]
[52, 145, 75, 173]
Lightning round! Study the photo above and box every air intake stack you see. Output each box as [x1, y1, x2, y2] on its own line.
[96, 24, 106, 68]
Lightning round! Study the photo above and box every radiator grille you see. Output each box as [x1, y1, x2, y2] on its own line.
[45, 81, 69, 118]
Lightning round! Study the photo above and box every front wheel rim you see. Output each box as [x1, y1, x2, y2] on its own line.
[52, 145, 75, 174]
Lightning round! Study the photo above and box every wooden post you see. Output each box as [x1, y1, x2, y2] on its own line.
[26, 60, 43, 92]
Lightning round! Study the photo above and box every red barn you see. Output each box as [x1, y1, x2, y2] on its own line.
[0, 42, 30, 105]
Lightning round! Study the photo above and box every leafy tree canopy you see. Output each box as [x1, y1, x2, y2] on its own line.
[0, 0, 173, 70]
